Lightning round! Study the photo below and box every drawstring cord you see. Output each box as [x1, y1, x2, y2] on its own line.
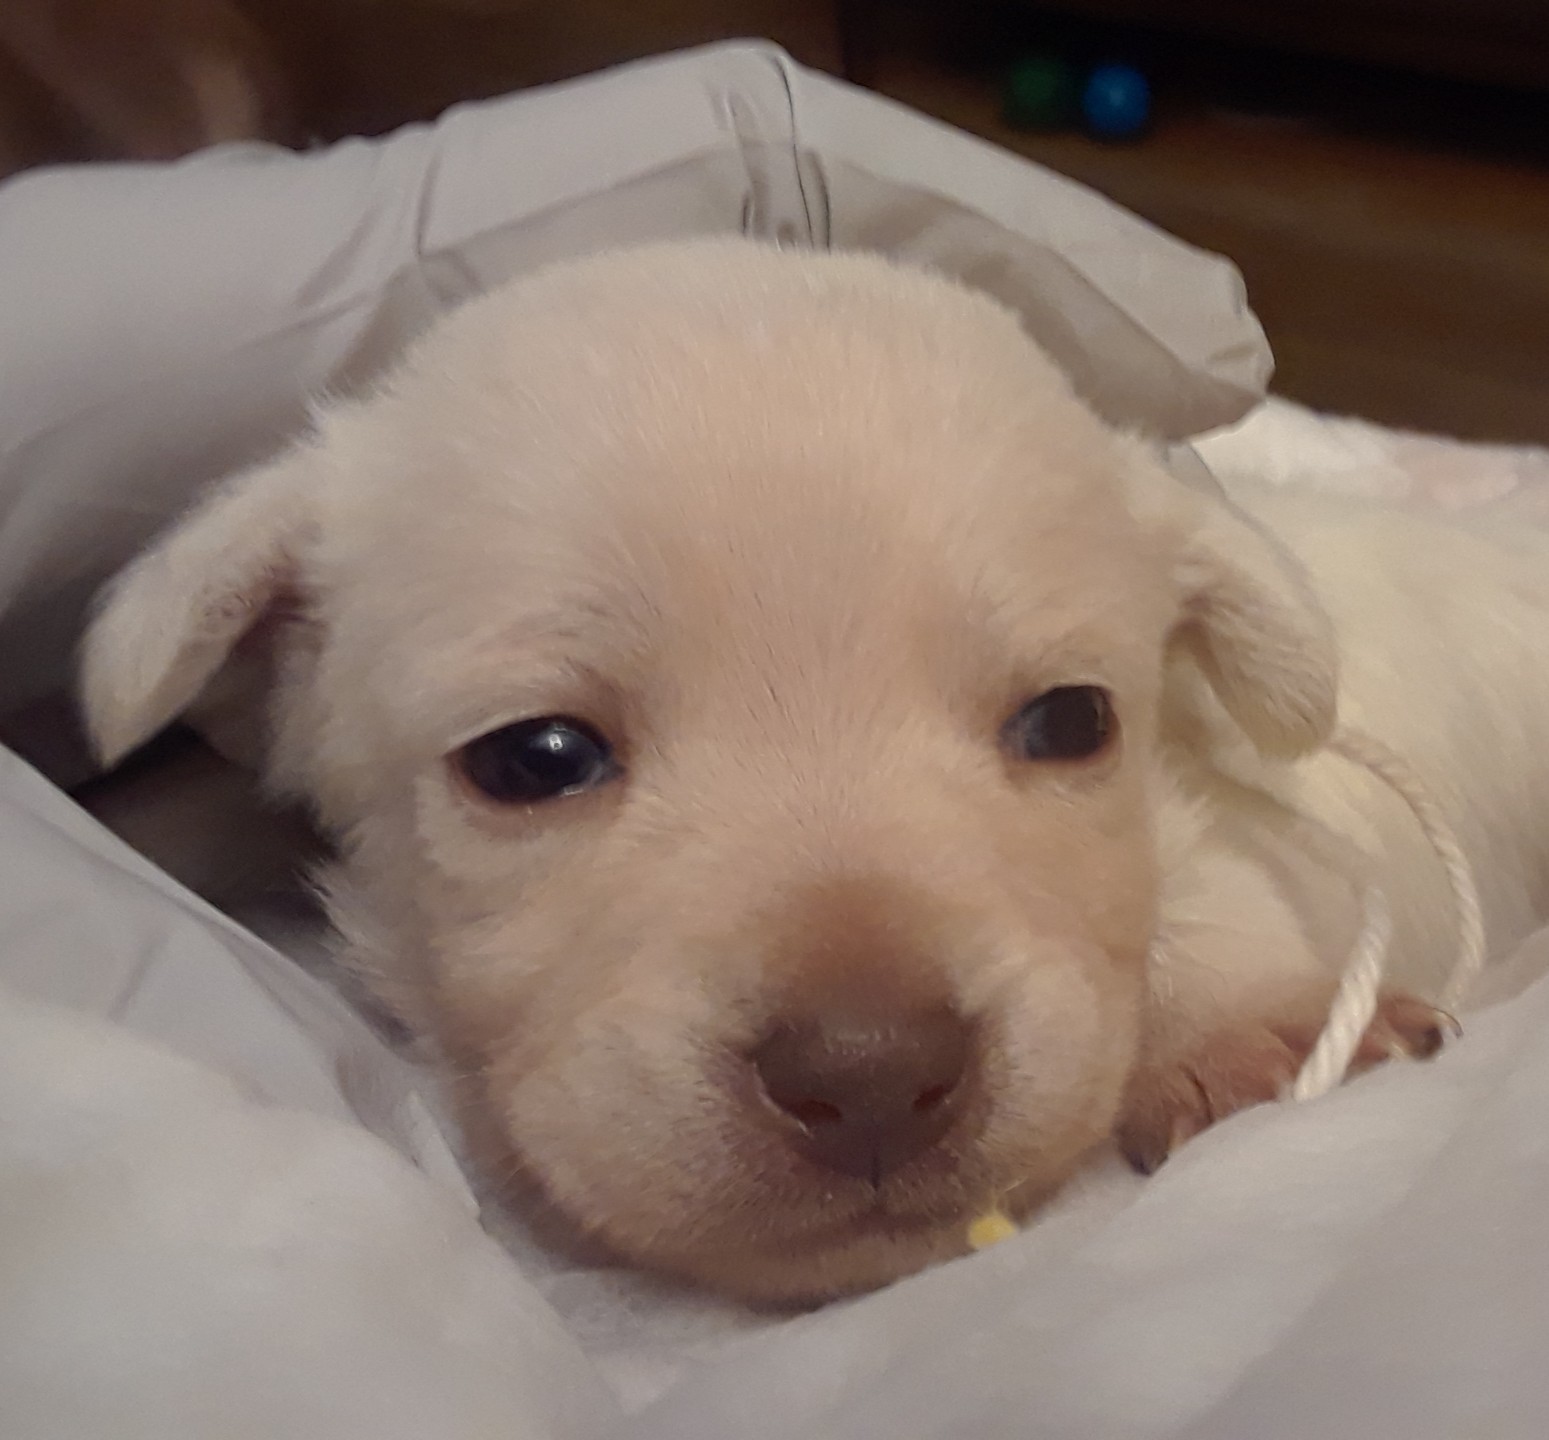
[1290, 725, 1485, 1100]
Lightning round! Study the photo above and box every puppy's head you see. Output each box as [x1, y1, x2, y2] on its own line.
[82, 241, 1335, 1300]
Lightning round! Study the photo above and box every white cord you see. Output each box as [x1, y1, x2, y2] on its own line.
[1291, 725, 1487, 1102]
[1290, 885, 1392, 1102]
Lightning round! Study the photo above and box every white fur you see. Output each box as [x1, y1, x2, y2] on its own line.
[79, 240, 1549, 1298]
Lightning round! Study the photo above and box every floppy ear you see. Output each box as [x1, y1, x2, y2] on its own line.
[80, 446, 314, 768]
[1152, 461, 1339, 759]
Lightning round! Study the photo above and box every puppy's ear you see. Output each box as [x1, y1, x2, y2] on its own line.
[1135, 451, 1338, 758]
[80, 447, 314, 768]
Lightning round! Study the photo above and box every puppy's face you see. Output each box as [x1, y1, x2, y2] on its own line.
[83, 243, 1335, 1300]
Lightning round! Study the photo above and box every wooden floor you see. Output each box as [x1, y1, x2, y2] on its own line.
[864, 54, 1549, 444]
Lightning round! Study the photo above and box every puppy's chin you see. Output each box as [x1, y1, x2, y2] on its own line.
[668, 1219, 977, 1307]
[566, 1149, 1087, 1305]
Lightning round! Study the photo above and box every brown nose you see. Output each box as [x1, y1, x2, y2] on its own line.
[750, 1005, 976, 1183]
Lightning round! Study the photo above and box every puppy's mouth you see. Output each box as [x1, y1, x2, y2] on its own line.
[753, 1172, 986, 1254]
[676, 1182, 989, 1304]
[848, 1200, 966, 1241]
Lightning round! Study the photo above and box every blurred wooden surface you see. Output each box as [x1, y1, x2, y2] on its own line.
[867, 53, 1549, 445]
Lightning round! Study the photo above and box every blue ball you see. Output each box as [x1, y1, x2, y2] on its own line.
[1081, 63, 1150, 140]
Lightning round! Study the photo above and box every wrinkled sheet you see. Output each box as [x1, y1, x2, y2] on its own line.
[5, 404, 1549, 1438]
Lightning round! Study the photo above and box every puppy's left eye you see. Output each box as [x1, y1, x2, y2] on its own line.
[1004, 686, 1115, 762]
[456, 715, 616, 804]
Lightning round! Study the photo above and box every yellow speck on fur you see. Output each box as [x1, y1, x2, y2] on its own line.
[967, 1209, 1018, 1251]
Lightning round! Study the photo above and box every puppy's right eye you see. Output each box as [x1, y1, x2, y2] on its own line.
[1003, 685, 1115, 762]
[456, 716, 616, 804]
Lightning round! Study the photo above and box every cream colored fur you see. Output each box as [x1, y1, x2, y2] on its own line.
[79, 240, 1549, 1299]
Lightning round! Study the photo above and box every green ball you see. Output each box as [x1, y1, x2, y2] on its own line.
[1003, 54, 1079, 131]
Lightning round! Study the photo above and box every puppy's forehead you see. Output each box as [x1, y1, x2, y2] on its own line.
[356, 251, 1143, 546]
[321, 246, 1167, 719]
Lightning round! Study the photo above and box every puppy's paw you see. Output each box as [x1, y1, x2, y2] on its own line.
[1117, 990, 1456, 1175]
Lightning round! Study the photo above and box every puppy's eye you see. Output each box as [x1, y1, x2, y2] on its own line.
[456, 716, 616, 803]
[1004, 686, 1115, 762]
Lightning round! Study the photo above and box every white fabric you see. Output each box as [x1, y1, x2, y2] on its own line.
[0, 745, 613, 1440]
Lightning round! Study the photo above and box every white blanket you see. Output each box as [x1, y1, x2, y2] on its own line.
[5, 400, 1549, 1439]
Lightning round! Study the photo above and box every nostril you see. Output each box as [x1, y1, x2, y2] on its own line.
[911, 1083, 953, 1114]
[783, 1097, 844, 1128]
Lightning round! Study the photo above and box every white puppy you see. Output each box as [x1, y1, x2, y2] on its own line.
[80, 240, 1549, 1300]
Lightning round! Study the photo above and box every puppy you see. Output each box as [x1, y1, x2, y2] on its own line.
[79, 240, 1549, 1300]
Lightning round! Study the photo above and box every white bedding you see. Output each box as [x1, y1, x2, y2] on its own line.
[5, 401, 1549, 1439]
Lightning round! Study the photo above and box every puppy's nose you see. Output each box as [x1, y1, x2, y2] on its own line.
[750, 1005, 975, 1182]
